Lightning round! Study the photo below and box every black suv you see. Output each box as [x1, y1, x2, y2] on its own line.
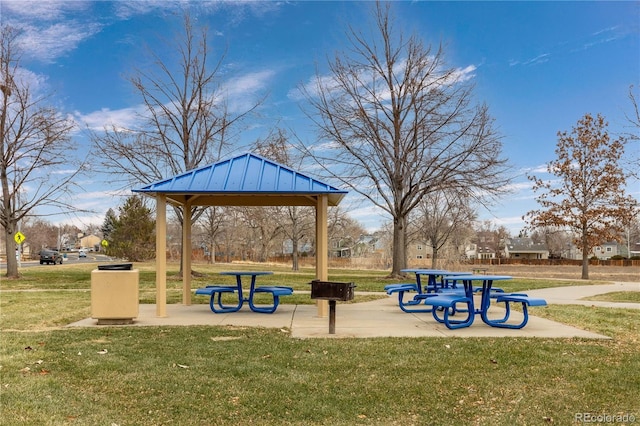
[40, 249, 63, 265]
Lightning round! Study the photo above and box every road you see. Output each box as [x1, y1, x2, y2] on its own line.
[0, 253, 115, 270]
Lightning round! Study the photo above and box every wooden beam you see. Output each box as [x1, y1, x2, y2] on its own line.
[182, 202, 192, 305]
[316, 195, 328, 317]
[156, 194, 167, 317]
[159, 193, 340, 207]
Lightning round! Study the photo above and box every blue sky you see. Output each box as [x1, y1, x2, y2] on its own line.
[2, 0, 639, 235]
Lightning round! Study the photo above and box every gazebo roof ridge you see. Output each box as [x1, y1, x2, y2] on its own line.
[132, 151, 348, 206]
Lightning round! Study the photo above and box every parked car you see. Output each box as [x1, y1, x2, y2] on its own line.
[40, 249, 63, 265]
[78, 249, 87, 258]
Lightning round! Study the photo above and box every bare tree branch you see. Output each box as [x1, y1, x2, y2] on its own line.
[1, 25, 84, 277]
[90, 13, 265, 274]
[298, 2, 510, 276]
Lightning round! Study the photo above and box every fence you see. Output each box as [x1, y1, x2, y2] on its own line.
[168, 251, 640, 269]
[467, 258, 640, 267]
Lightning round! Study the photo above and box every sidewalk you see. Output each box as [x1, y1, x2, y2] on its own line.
[67, 282, 639, 339]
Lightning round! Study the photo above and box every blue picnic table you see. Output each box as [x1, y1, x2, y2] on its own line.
[385, 269, 470, 313]
[195, 271, 293, 314]
[421, 274, 547, 329]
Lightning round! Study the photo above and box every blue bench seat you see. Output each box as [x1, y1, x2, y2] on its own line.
[249, 286, 294, 314]
[421, 294, 475, 329]
[386, 284, 434, 313]
[385, 283, 419, 293]
[485, 294, 548, 329]
[195, 286, 242, 313]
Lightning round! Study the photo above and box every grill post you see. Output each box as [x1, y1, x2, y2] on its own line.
[309, 280, 356, 334]
[329, 300, 337, 334]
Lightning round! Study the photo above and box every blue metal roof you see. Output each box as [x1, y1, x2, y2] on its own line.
[133, 152, 347, 207]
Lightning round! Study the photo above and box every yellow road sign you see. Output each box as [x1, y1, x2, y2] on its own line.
[101, 239, 109, 248]
[14, 231, 25, 244]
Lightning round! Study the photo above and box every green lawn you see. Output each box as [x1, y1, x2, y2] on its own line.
[584, 291, 640, 303]
[1, 262, 638, 425]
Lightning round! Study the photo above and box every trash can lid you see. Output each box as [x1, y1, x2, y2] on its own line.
[97, 263, 133, 271]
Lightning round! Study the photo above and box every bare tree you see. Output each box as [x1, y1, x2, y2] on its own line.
[91, 14, 262, 273]
[623, 85, 640, 180]
[530, 227, 573, 259]
[525, 113, 637, 279]
[0, 26, 80, 277]
[300, 3, 510, 277]
[238, 206, 282, 262]
[412, 189, 476, 268]
[473, 221, 510, 261]
[253, 128, 315, 270]
[327, 206, 366, 258]
[197, 206, 225, 264]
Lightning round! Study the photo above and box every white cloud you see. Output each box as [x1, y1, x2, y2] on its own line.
[11, 66, 49, 96]
[17, 22, 102, 63]
[292, 57, 477, 103]
[509, 53, 551, 67]
[519, 164, 549, 175]
[74, 106, 146, 131]
[345, 203, 389, 232]
[489, 215, 528, 235]
[3, 1, 101, 63]
[51, 169, 80, 175]
[217, 69, 275, 113]
[112, 0, 282, 21]
[1, 0, 90, 20]
[75, 67, 274, 130]
[55, 213, 108, 229]
[502, 181, 533, 193]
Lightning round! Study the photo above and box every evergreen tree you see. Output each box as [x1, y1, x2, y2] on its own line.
[109, 196, 155, 261]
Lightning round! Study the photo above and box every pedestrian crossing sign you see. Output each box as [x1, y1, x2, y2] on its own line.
[14, 231, 25, 244]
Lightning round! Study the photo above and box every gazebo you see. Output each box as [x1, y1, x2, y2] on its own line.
[133, 152, 348, 318]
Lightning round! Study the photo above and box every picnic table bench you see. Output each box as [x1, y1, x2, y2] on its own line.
[194, 272, 293, 314]
[487, 293, 548, 329]
[418, 275, 548, 329]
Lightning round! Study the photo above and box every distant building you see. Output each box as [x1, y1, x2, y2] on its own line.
[468, 231, 500, 260]
[504, 238, 549, 260]
[408, 242, 433, 260]
[590, 242, 627, 260]
[78, 234, 101, 251]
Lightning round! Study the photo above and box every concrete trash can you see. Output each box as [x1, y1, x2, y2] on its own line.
[91, 263, 139, 325]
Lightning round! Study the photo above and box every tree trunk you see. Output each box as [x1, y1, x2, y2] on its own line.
[4, 219, 18, 278]
[581, 245, 590, 280]
[431, 245, 438, 269]
[390, 215, 407, 276]
[292, 238, 299, 271]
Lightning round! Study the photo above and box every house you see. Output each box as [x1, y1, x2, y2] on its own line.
[590, 241, 627, 260]
[78, 234, 101, 251]
[467, 231, 501, 260]
[504, 238, 549, 260]
[408, 242, 433, 260]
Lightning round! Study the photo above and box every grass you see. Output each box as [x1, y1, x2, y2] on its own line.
[1, 262, 639, 425]
[584, 291, 640, 303]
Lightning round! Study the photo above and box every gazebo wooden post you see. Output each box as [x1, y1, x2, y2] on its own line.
[182, 201, 192, 305]
[156, 194, 167, 317]
[316, 194, 329, 318]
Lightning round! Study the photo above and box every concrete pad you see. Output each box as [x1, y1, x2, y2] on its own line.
[67, 293, 610, 339]
[525, 282, 640, 309]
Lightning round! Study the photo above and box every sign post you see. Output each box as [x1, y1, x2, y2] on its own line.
[14, 231, 25, 267]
